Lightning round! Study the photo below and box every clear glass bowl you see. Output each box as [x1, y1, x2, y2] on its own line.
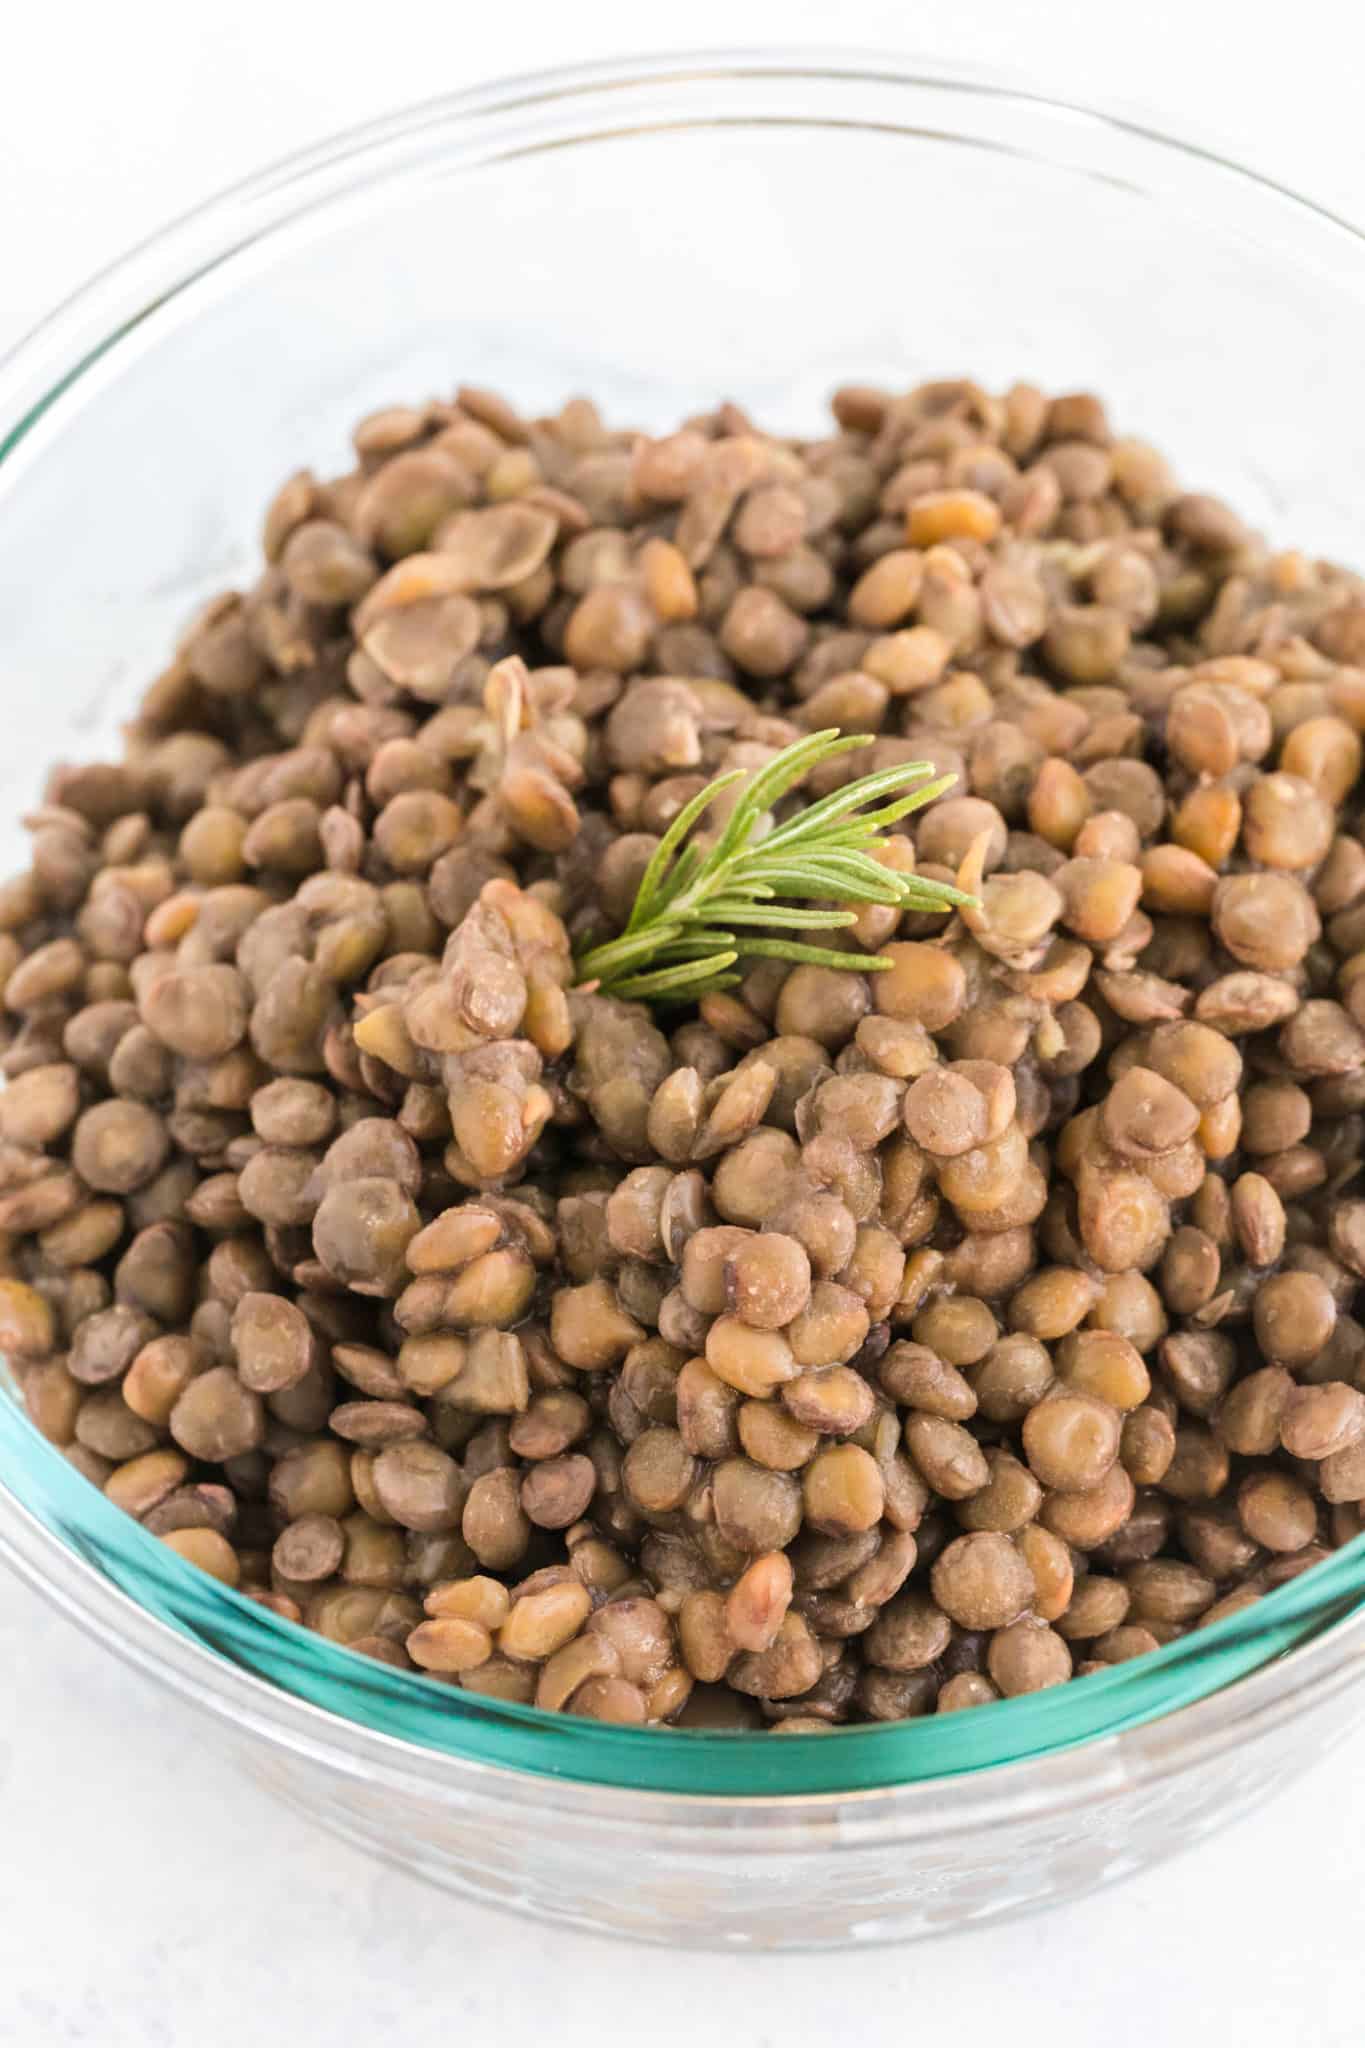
[3, 47, 1365, 1949]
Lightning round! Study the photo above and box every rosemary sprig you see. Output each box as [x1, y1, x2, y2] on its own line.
[573, 729, 975, 1004]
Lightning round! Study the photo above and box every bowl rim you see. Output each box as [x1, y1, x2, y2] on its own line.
[4, 41, 1364, 460]
[6, 1456, 1365, 1825]
[3, 43, 1365, 1804]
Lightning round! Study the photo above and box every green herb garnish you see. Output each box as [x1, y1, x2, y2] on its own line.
[572, 728, 975, 1004]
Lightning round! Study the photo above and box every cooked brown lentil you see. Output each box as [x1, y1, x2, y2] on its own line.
[8, 374, 1365, 1729]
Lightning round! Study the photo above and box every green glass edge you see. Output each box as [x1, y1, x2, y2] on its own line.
[4, 1393, 1362, 1796]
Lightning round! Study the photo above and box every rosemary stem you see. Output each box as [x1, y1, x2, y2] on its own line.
[571, 729, 975, 1003]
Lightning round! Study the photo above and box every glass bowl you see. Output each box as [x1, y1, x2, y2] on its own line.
[3, 46, 1365, 1950]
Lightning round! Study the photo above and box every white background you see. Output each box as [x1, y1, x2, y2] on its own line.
[3, 3, 1365, 2042]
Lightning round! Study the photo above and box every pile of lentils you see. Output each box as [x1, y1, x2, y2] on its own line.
[5, 376, 1365, 1733]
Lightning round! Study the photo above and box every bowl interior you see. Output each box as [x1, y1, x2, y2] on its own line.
[4, 58, 1364, 879]
[3, 51, 1365, 1795]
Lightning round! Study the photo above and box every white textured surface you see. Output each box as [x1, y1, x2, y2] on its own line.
[3, 2, 1365, 2038]
[3, 1567, 1365, 2046]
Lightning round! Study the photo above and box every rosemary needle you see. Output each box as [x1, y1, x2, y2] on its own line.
[573, 728, 976, 1004]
